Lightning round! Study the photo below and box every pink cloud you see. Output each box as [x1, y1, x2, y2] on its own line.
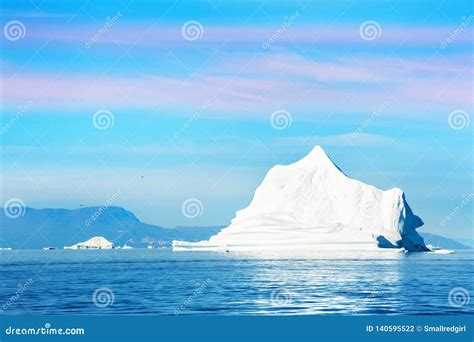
[25, 24, 473, 47]
[2, 53, 470, 117]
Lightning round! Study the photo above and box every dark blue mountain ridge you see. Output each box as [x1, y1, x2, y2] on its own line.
[0, 206, 469, 250]
[419, 232, 471, 250]
[0, 206, 222, 249]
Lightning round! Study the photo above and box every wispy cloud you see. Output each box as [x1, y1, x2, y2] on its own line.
[277, 133, 395, 148]
[1, 132, 396, 165]
[23, 24, 474, 46]
[3, 52, 470, 116]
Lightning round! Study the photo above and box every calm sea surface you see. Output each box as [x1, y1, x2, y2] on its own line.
[1, 249, 473, 315]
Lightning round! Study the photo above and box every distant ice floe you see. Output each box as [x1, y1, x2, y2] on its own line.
[426, 244, 455, 254]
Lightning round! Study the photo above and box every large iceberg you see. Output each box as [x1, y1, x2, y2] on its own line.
[173, 146, 428, 252]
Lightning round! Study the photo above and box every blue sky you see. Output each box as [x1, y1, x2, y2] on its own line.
[0, 0, 472, 239]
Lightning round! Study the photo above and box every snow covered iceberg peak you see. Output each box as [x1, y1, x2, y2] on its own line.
[173, 145, 428, 252]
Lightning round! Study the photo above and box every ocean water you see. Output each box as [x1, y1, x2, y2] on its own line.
[1, 249, 473, 315]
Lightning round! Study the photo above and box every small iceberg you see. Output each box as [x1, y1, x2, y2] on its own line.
[430, 249, 455, 254]
[121, 244, 133, 250]
[64, 236, 113, 250]
[43, 247, 57, 250]
[427, 244, 454, 254]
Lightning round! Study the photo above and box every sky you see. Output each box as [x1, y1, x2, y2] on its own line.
[0, 0, 472, 240]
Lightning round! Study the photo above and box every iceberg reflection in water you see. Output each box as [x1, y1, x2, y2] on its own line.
[0, 249, 472, 315]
